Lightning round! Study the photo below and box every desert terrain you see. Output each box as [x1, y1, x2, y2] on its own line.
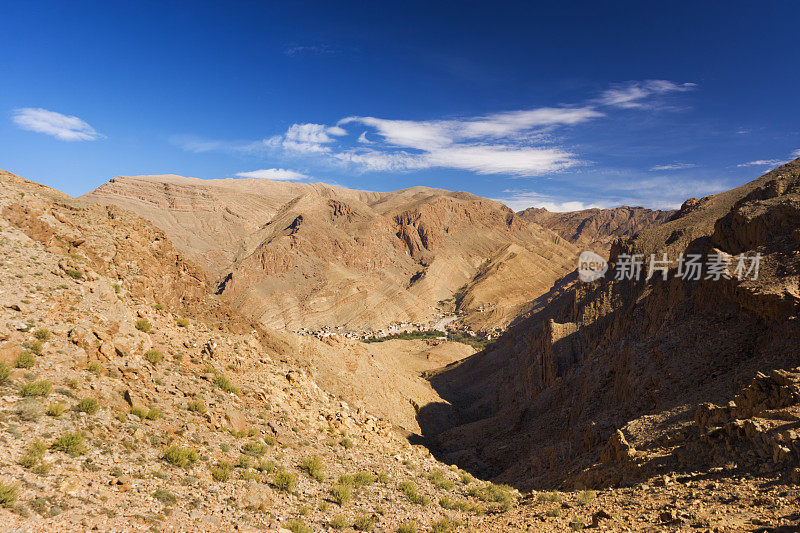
[0, 161, 799, 532]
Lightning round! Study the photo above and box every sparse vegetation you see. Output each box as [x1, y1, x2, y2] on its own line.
[33, 328, 51, 341]
[398, 481, 429, 505]
[0, 362, 10, 384]
[16, 351, 36, 369]
[284, 518, 312, 533]
[241, 441, 268, 457]
[162, 445, 199, 467]
[20, 380, 52, 397]
[396, 521, 418, 533]
[272, 471, 297, 492]
[135, 319, 151, 333]
[17, 398, 43, 421]
[430, 516, 462, 533]
[340, 437, 354, 449]
[75, 398, 100, 414]
[299, 454, 324, 481]
[153, 488, 177, 505]
[214, 374, 239, 394]
[468, 483, 515, 510]
[51, 431, 87, 456]
[353, 514, 376, 531]
[86, 362, 102, 375]
[331, 483, 352, 506]
[144, 349, 163, 365]
[330, 515, 347, 529]
[0, 482, 19, 507]
[545, 507, 562, 517]
[176, 318, 190, 327]
[570, 518, 585, 530]
[211, 461, 231, 482]
[428, 468, 455, 490]
[187, 400, 207, 414]
[19, 439, 47, 468]
[46, 402, 67, 417]
[65, 268, 83, 280]
[576, 489, 596, 506]
[538, 491, 564, 502]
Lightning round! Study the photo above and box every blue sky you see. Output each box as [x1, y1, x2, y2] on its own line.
[1, 1, 799, 210]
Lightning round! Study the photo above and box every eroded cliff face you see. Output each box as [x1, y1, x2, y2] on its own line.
[424, 159, 800, 490]
[518, 206, 674, 256]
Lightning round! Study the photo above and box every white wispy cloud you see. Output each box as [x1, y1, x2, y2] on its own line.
[13, 107, 103, 141]
[650, 162, 697, 171]
[234, 168, 309, 180]
[737, 159, 789, 167]
[597, 80, 696, 109]
[791, 149, 800, 158]
[492, 190, 607, 212]
[173, 80, 695, 178]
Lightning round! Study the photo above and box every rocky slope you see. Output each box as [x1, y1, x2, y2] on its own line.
[518, 205, 674, 256]
[423, 160, 800, 500]
[82, 175, 579, 331]
[2, 169, 798, 531]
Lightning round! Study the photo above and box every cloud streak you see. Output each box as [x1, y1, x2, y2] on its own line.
[235, 168, 309, 180]
[173, 80, 696, 178]
[13, 108, 103, 141]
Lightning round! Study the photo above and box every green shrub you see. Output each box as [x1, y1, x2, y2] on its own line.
[235, 455, 251, 469]
[33, 329, 51, 341]
[46, 402, 67, 417]
[213, 375, 239, 394]
[284, 519, 311, 533]
[331, 483, 352, 506]
[330, 515, 347, 529]
[299, 455, 324, 482]
[256, 459, 277, 474]
[153, 303, 164, 311]
[428, 469, 455, 490]
[211, 461, 231, 482]
[65, 268, 83, 280]
[20, 380, 52, 397]
[51, 431, 87, 456]
[86, 362, 102, 375]
[430, 516, 461, 533]
[145, 407, 161, 420]
[129, 406, 147, 419]
[576, 490, 596, 506]
[75, 398, 100, 415]
[144, 350, 163, 365]
[353, 514, 376, 531]
[340, 437, 354, 449]
[19, 439, 47, 468]
[570, 518, 585, 531]
[16, 351, 36, 369]
[153, 488, 177, 505]
[396, 521, 418, 533]
[545, 507, 562, 517]
[241, 441, 268, 457]
[377, 472, 390, 484]
[112, 283, 121, 294]
[163, 445, 199, 467]
[0, 362, 10, 384]
[176, 318, 190, 327]
[353, 471, 376, 487]
[135, 319, 151, 333]
[459, 470, 476, 484]
[272, 471, 297, 492]
[0, 482, 19, 507]
[187, 400, 206, 414]
[468, 483, 515, 508]
[538, 491, 563, 502]
[28, 340, 43, 355]
[398, 481, 429, 505]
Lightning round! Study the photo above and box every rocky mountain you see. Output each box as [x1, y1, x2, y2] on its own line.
[423, 159, 800, 497]
[2, 168, 798, 531]
[518, 206, 674, 256]
[82, 175, 579, 331]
